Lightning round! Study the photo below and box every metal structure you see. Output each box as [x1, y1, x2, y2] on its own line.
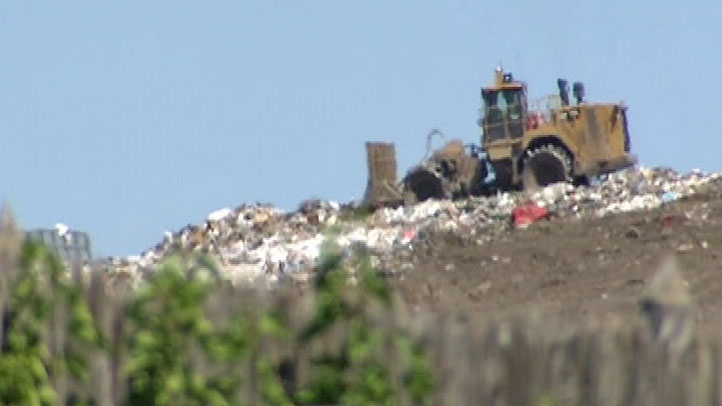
[25, 228, 93, 263]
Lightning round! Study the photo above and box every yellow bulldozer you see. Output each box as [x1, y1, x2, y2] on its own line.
[364, 67, 636, 206]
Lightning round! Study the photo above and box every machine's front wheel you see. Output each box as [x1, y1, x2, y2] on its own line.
[402, 167, 445, 203]
[522, 145, 572, 190]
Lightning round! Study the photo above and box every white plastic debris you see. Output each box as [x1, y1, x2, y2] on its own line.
[207, 207, 233, 222]
[55, 223, 69, 237]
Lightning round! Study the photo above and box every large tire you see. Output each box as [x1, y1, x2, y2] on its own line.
[522, 145, 572, 190]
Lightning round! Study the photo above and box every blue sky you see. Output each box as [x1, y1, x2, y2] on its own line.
[1, 1, 721, 256]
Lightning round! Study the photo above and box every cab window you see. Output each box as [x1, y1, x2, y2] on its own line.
[482, 90, 504, 125]
[502, 89, 523, 120]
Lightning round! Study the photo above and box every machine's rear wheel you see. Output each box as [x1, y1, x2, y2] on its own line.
[522, 145, 572, 190]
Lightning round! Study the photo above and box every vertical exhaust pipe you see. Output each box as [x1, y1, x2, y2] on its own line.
[557, 79, 570, 107]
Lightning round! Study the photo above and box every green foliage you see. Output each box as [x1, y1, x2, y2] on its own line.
[126, 255, 293, 406]
[338, 205, 376, 223]
[0, 241, 100, 406]
[126, 257, 224, 406]
[396, 335, 434, 404]
[297, 238, 433, 406]
[0, 233, 432, 406]
[535, 394, 570, 406]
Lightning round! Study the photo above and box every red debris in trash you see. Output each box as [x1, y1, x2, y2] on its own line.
[513, 203, 549, 227]
[661, 214, 676, 229]
[402, 229, 416, 243]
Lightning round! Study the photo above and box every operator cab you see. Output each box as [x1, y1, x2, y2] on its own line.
[479, 69, 527, 143]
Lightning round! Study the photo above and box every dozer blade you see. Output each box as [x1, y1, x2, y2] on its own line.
[362, 142, 403, 208]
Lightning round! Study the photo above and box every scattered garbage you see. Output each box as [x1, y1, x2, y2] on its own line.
[512, 203, 549, 228]
[625, 227, 641, 239]
[661, 191, 679, 204]
[104, 166, 722, 286]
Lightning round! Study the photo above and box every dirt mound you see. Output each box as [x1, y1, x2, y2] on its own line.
[393, 186, 722, 337]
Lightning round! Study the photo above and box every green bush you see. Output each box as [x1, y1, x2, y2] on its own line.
[0, 241, 100, 406]
[0, 219, 431, 406]
[126, 255, 292, 406]
[296, 239, 432, 406]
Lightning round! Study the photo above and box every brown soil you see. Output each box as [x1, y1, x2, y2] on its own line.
[392, 187, 722, 337]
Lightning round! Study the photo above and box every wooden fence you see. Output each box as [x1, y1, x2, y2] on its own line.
[44, 271, 722, 406]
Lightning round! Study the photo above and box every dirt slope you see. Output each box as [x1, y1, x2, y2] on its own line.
[392, 186, 722, 336]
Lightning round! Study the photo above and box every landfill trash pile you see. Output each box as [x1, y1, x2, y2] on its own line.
[108, 166, 722, 286]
